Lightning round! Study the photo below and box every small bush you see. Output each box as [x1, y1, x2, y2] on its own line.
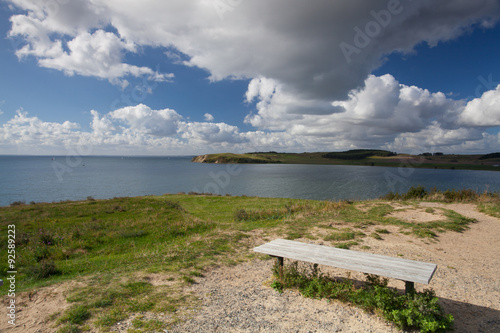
[27, 260, 61, 280]
[234, 209, 251, 221]
[33, 246, 51, 262]
[272, 262, 454, 332]
[17, 232, 32, 245]
[271, 280, 284, 293]
[181, 276, 196, 284]
[385, 290, 454, 332]
[39, 229, 56, 245]
[443, 189, 479, 202]
[383, 186, 500, 203]
[404, 185, 427, 200]
[164, 200, 184, 211]
[382, 191, 399, 200]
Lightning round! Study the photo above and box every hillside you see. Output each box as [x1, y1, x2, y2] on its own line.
[192, 150, 500, 171]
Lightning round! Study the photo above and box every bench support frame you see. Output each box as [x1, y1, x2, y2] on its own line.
[257, 239, 436, 295]
[275, 255, 416, 294]
[405, 281, 415, 294]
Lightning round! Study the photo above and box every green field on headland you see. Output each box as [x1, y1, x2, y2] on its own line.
[192, 150, 500, 171]
[1, 189, 499, 332]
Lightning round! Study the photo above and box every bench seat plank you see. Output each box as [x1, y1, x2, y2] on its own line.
[254, 239, 436, 285]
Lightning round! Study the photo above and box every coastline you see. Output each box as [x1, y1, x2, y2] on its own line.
[192, 151, 500, 171]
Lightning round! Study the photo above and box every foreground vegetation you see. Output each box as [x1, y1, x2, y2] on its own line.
[1, 188, 498, 332]
[192, 150, 500, 171]
[271, 263, 454, 332]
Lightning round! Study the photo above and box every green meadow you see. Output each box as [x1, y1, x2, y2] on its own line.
[1, 188, 498, 332]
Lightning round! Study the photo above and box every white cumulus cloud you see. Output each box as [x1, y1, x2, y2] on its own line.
[204, 113, 214, 122]
[109, 104, 183, 137]
[7, 0, 500, 97]
[36, 30, 173, 85]
[8, 1, 173, 85]
[460, 84, 500, 126]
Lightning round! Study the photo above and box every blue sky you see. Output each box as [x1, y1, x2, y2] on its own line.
[1, 0, 499, 155]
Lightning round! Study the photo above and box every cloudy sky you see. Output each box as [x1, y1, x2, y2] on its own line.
[0, 0, 499, 156]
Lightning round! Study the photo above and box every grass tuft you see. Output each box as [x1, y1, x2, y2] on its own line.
[58, 305, 91, 325]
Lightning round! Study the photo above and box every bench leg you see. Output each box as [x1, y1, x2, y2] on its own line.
[405, 281, 415, 294]
[276, 256, 284, 279]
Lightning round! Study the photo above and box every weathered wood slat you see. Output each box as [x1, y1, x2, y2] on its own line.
[254, 239, 436, 285]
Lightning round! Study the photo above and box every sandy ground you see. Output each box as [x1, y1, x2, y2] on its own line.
[2, 202, 499, 332]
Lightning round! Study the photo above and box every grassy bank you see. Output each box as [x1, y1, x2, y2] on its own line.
[1, 190, 498, 332]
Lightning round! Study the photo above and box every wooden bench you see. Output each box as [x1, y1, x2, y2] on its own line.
[254, 238, 437, 294]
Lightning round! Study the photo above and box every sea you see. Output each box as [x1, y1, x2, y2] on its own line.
[1, 155, 499, 207]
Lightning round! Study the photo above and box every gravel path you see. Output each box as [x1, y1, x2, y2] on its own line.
[170, 259, 400, 333]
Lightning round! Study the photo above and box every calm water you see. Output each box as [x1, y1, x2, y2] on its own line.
[0, 155, 499, 206]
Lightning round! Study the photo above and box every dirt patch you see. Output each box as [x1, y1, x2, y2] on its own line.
[388, 207, 447, 223]
[1, 280, 86, 333]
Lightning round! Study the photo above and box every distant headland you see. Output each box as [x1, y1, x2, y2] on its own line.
[192, 150, 500, 171]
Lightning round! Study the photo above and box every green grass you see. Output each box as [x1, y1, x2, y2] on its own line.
[478, 202, 500, 218]
[0, 192, 485, 331]
[324, 229, 357, 241]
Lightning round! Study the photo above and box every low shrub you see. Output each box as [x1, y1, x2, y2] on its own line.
[39, 229, 56, 245]
[234, 208, 251, 221]
[404, 185, 427, 199]
[33, 246, 51, 262]
[27, 260, 61, 280]
[272, 262, 454, 332]
[382, 186, 500, 203]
